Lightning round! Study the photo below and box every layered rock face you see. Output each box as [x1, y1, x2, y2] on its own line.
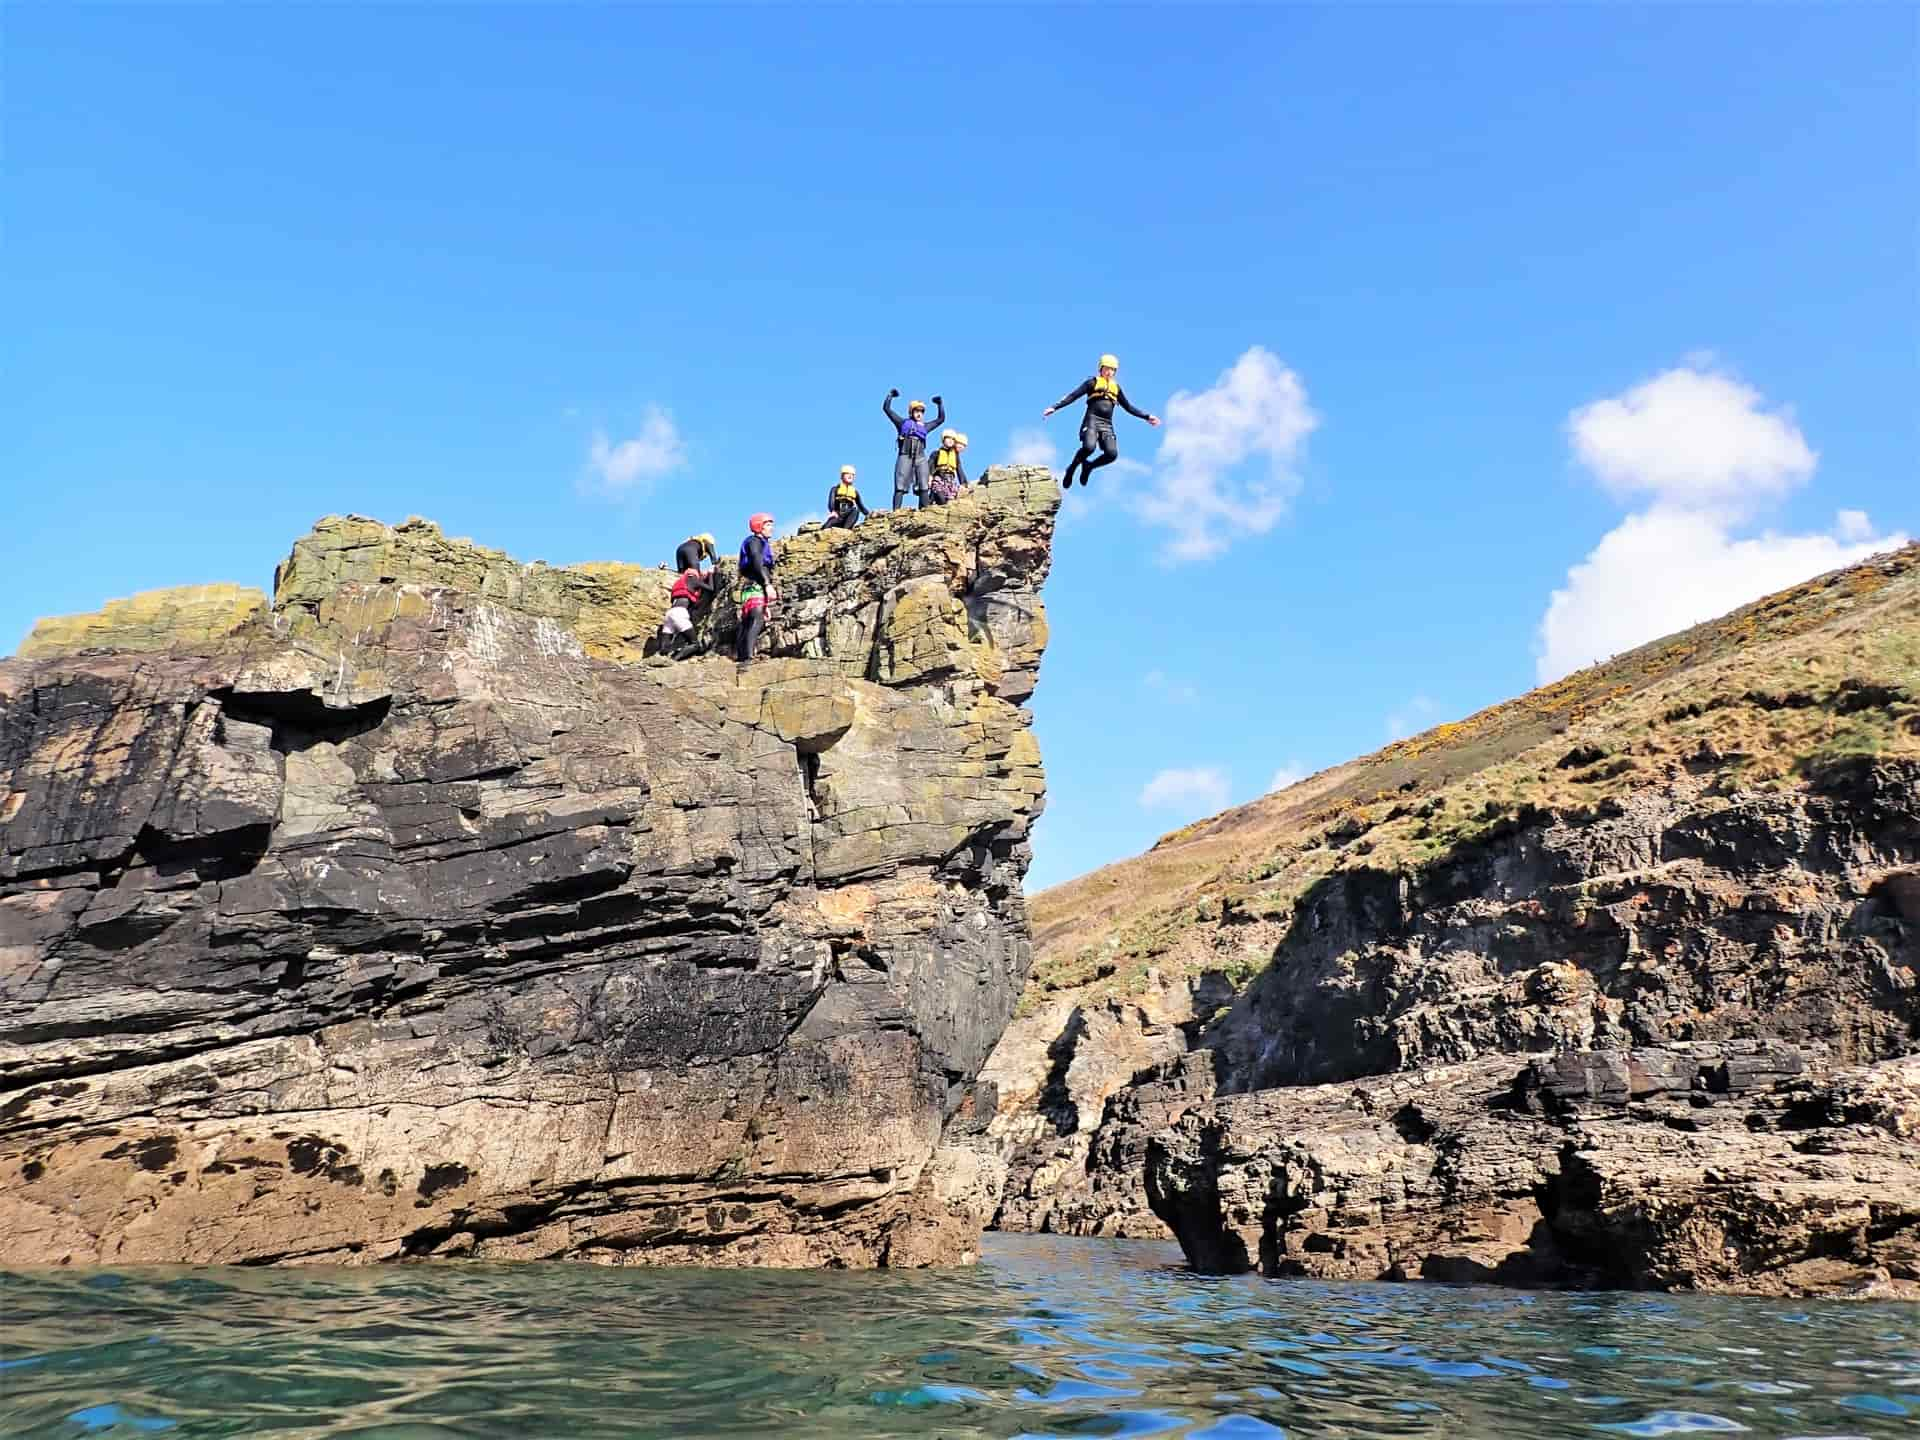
[0, 467, 1057, 1267]
[981, 970, 1230, 1237]
[1149, 1044, 1920, 1298]
[987, 546, 1919, 1295]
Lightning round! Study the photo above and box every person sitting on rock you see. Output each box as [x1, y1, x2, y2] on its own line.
[735, 513, 778, 663]
[1043, 353, 1160, 488]
[824, 465, 871, 530]
[674, 532, 718, 574]
[657, 565, 717, 659]
[926, 431, 970, 505]
[883, 389, 945, 509]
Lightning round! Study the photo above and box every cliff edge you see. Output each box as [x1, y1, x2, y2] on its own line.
[0, 467, 1057, 1267]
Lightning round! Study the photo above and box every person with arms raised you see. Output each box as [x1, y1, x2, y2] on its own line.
[883, 389, 946, 508]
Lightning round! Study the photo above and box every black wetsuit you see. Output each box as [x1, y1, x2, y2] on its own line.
[824, 484, 871, 529]
[883, 393, 946, 508]
[734, 533, 776, 662]
[1052, 378, 1153, 487]
[674, 538, 715, 573]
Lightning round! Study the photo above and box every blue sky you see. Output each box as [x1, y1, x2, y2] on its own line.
[5, 5, 1914, 891]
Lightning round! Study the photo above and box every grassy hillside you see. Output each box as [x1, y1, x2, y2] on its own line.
[1026, 544, 1920, 1012]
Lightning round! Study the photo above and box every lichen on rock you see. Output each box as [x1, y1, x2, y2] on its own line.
[0, 466, 1057, 1268]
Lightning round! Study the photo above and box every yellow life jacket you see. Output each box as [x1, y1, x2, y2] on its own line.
[833, 480, 860, 504]
[1091, 375, 1121, 403]
[931, 446, 959, 475]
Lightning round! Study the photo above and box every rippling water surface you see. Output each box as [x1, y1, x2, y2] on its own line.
[2, 1234, 1916, 1437]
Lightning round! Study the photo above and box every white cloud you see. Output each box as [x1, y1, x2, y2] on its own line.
[1139, 766, 1230, 815]
[1537, 363, 1902, 683]
[1536, 507, 1903, 681]
[1268, 764, 1306, 793]
[1385, 695, 1439, 741]
[1567, 366, 1815, 514]
[1131, 346, 1318, 564]
[1006, 427, 1059, 469]
[585, 405, 687, 494]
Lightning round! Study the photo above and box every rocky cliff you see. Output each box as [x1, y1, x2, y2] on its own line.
[986, 544, 1920, 1295]
[0, 467, 1058, 1267]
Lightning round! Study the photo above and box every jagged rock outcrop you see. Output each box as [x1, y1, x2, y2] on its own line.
[1147, 1043, 1920, 1298]
[1206, 765, 1920, 1093]
[0, 467, 1058, 1267]
[981, 969, 1230, 1237]
[985, 545, 1919, 1293]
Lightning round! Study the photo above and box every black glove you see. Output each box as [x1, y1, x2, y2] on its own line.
[889, 388, 900, 397]
[932, 394, 943, 404]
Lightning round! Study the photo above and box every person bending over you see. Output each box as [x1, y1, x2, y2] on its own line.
[657, 565, 717, 659]
[674, 532, 718, 574]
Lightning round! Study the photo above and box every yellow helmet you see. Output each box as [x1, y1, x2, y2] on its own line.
[954, 432, 969, 447]
[1098, 353, 1120, 371]
[839, 464, 857, 478]
[695, 532, 716, 549]
[940, 429, 957, 443]
[908, 398, 926, 413]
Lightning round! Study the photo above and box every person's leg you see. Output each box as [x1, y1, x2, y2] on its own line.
[893, 452, 914, 509]
[912, 453, 930, 507]
[1080, 421, 1119, 483]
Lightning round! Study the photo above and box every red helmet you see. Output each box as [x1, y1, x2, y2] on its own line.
[749, 512, 774, 535]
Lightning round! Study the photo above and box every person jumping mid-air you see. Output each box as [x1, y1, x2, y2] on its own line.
[824, 465, 871, 529]
[735, 513, 778, 664]
[883, 389, 945, 508]
[1043, 354, 1159, 488]
[926, 431, 969, 505]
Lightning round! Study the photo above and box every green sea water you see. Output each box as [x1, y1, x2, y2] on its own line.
[1, 1233, 1914, 1438]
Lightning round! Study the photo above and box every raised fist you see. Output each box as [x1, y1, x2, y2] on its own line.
[932, 394, 943, 405]
[889, 388, 900, 397]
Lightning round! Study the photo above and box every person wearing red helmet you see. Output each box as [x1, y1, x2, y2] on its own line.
[735, 512, 779, 663]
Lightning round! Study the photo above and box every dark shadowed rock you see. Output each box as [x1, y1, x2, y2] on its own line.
[1145, 1046, 1920, 1298]
[0, 468, 1058, 1267]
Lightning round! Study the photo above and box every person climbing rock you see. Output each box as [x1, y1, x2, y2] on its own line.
[657, 565, 717, 659]
[674, 533, 718, 574]
[1043, 354, 1159, 488]
[883, 389, 946, 509]
[926, 431, 969, 505]
[824, 465, 871, 530]
[735, 513, 778, 663]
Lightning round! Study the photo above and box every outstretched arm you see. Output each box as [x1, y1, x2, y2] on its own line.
[1043, 379, 1092, 416]
[929, 396, 946, 429]
[857, 492, 871, 517]
[882, 391, 902, 428]
[1116, 384, 1160, 425]
[956, 456, 969, 487]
